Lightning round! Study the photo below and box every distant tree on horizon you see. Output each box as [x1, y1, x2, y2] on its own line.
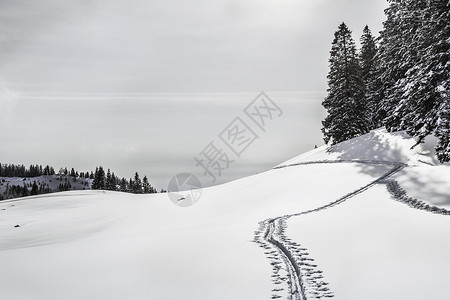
[133, 172, 142, 194]
[92, 166, 106, 190]
[142, 176, 156, 194]
[0, 163, 159, 200]
[31, 181, 39, 195]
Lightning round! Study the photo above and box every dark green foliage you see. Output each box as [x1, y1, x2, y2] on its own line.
[322, 22, 369, 144]
[31, 181, 39, 195]
[22, 184, 29, 197]
[377, 0, 450, 161]
[91, 166, 106, 190]
[105, 169, 118, 191]
[359, 25, 381, 128]
[143, 176, 157, 194]
[1, 163, 158, 200]
[120, 178, 128, 192]
[133, 172, 142, 194]
[323, 1, 450, 162]
[435, 101, 450, 162]
[58, 182, 72, 191]
[0, 163, 54, 177]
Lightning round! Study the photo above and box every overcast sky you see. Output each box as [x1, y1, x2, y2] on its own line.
[0, 0, 388, 190]
[0, 0, 387, 93]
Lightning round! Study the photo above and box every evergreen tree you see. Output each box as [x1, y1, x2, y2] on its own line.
[91, 167, 99, 189]
[322, 22, 369, 144]
[401, 0, 449, 149]
[359, 25, 381, 128]
[129, 178, 134, 193]
[435, 98, 450, 162]
[22, 184, 29, 197]
[106, 169, 112, 190]
[31, 181, 39, 195]
[378, 0, 450, 161]
[92, 166, 106, 190]
[375, 0, 416, 130]
[384, 0, 429, 135]
[110, 172, 117, 191]
[120, 178, 128, 192]
[133, 172, 142, 194]
[142, 176, 151, 193]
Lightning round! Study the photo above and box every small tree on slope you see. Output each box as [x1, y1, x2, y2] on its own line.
[322, 22, 369, 145]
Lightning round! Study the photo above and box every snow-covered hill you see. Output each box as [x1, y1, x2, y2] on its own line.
[0, 175, 92, 200]
[0, 129, 449, 300]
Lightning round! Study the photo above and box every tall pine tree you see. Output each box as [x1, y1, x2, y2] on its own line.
[435, 99, 450, 162]
[91, 166, 105, 190]
[377, 0, 450, 161]
[359, 25, 381, 129]
[375, 0, 412, 131]
[133, 172, 142, 194]
[322, 22, 368, 144]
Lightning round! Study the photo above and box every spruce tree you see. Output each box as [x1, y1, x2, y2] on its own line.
[435, 99, 450, 162]
[378, 0, 449, 160]
[110, 172, 117, 191]
[359, 25, 380, 129]
[120, 178, 128, 192]
[360, 26, 377, 83]
[401, 0, 449, 150]
[376, 0, 411, 131]
[385, 0, 429, 135]
[91, 167, 99, 189]
[31, 181, 39, 195]
[92, 166, 105, 190]
[106, 169, 112, 190]
[133, 172, 142, 194]
[142, 176, 151, 194]
[322, 22, 369, 144]
[432, 0, 450, 162]
[129, 178, 134, 193]
[22, 184, 29, 197]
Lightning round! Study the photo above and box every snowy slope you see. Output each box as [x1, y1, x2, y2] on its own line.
[0, 175, 92, 199]
[0, 129, 449, 300]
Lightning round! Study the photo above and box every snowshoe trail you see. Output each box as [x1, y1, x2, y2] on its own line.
[255, 160, 450, 299]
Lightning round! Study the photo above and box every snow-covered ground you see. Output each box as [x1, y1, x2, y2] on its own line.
[0, 129, 449, 299]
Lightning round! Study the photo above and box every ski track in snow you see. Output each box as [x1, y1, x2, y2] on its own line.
[255, 160, 450, 300]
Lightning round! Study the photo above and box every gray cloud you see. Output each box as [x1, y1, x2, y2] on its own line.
[0, 0, 387, 93]
[0, 81, 18, 122]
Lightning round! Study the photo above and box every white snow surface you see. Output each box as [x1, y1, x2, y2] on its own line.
[0, 129, 449, 299]
[280, 128, 444, 166]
